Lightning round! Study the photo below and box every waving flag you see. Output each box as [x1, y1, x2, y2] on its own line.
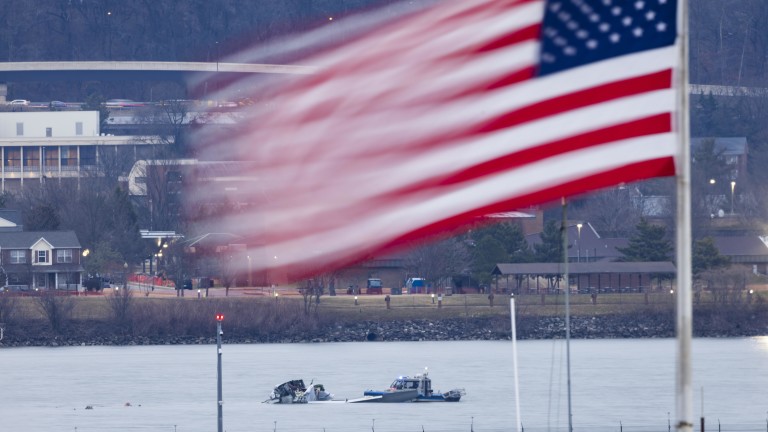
[191, 0, 681, 280]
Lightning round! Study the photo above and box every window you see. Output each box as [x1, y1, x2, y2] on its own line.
[61, 146, 77, 169]
[45, 127, 52, 137]
[24, 147, 40, 170]
[80, 146, 95, 167]
[36, 250, 49, 263]
[10, 250, 26, 264]
[4, 147, 21, 171]
[75, 122, 83, 136]
[44, 147, 58, 169]
[16, 122, 23, 136]
[57, 249, 72, 263]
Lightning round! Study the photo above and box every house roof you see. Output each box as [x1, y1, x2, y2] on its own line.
[493, 262, 676, 276]
[713, 236, 768, 257]
[526, 222, 628, 261]
[0, 231, 81, 248]
[0, 209, 22, 227]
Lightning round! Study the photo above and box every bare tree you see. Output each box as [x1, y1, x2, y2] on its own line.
[571, 186, 644, 238]
[106, 284, 134, 332]
[702, 267, 748, 305]
[35, 291, 75, 334]
[404, 236, 469, 288]
[0, 290, 17, 326]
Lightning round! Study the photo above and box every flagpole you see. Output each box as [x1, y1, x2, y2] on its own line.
[561, 198, 573, 432]
[675, 1, 694, 432]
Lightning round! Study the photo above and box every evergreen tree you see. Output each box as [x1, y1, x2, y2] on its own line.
[617, 218, 673, 262]
[534, 220, 563, 263]
[471, 222, 532, 262]
[107, 187, 146, 264]
[692, 237, 730, 277]
[470, 235, 509, 285]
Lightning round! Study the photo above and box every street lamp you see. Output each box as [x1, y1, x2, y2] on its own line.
[730, 180, 736, 214]
[576, 223, 583, 263]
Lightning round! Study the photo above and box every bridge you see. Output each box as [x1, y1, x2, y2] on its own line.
[2, 61, 767, 103]
[0, 61, 316, 102]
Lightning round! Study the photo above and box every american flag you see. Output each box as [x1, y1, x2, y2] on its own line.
[191, 0, 681, 280]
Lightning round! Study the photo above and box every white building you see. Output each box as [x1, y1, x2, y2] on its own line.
[0, 111, 155, 191]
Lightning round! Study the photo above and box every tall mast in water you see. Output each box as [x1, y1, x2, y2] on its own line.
[561, 198, 573, 432]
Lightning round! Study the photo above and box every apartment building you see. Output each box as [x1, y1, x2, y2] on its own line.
[0, 111, 155, 191]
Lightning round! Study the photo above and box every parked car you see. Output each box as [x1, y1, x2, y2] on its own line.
[9, 99, 29, 106]
[84, 276, 111, 291]
[50, 100, 67, 108]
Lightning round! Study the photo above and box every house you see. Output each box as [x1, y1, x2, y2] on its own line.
[0, 230, 83, 291]
[0, 210, 83, 291]
[713, 236, 768, 275]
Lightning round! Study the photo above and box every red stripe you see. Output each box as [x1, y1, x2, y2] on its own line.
[472, 23, 541, 53]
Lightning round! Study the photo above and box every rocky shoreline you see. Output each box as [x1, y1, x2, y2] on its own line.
[2, 308, 767, 348]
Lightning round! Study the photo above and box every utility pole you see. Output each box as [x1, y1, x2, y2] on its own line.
[216, 314, 224, 432]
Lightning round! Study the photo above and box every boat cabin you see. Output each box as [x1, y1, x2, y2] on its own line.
[390, 374, 433, 396]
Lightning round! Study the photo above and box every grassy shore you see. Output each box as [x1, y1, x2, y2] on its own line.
[0, 288, 765, 346]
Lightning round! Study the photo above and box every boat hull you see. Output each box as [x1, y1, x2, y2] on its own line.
[361, 389, 419, 402]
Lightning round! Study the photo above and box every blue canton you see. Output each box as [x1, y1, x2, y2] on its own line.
[538, 0, 677, 76]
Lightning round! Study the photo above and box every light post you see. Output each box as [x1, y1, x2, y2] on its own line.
[576, 223, 583, 263]
[81, 249, 90, 293]
[106, 11, 113, 60]
[123, 262, 128, 291]
[215, 313, 224, 432]
[246, 255, 252, 287]
[730, 180, 736, 214]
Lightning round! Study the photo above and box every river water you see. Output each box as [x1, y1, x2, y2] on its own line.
[1, 338, 767, 432]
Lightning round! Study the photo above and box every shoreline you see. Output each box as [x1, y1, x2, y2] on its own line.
[2, 309, 767, 348]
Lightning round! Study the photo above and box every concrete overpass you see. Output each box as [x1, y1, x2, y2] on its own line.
[0, 61, 316, 102]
